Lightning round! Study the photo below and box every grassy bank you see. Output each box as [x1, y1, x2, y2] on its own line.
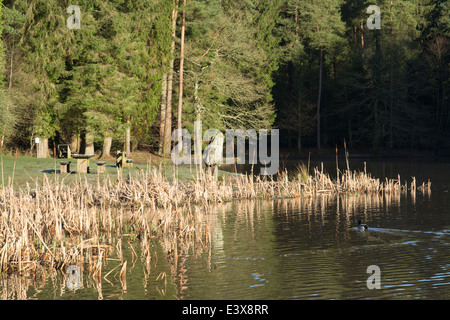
[0, 154, 234, 188]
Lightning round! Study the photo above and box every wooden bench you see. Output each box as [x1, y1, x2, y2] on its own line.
[116, 151, 133, 168]
[96, 161, 107, 174]
[60, 161, 71, 174]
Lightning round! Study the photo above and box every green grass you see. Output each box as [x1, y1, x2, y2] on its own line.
[0, 154, 235, 189]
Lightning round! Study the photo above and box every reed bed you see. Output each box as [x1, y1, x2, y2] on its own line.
[0, 174, 214, 278]
[2, 188, 423, 299]
[103, 163, 430, 207]
[0, 163, 430, 279]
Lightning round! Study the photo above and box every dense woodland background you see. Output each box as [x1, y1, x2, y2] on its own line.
[0, 0, 448, 159]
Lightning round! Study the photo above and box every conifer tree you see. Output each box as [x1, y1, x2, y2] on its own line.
[18, 0, 72, 156]
[298, 0, 346, 151]
[0, 1, 13, 142]
[161, 0, 179, 158]
[0, 0, 448, 155]
[62, 0, 171, 155]
[1, 3, 25, 89]
[340, 0, 426, 151]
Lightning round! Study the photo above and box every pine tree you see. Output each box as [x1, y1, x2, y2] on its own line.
[1, 3, 25, 89]
[254, 0, 284, 86]
[419, 0, 449, 150]
[177, 0, 186, 152]
[298, 0, 346, 151]
[273, 0, 309, 152]
[0, 0, 14, 142]
[162, 0, 178, 158]
[343, 0, 425, 151]
[0, 0, 448, 156]
[124, 0, 172, 152]
[156, 1, 174, 156]
[17, 0, 73, 156]
[61, 0, 112, 153]
[61, 0, 171, 155]
[0, 1, 37, 150]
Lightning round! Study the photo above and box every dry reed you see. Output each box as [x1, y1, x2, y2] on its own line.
[0, 162, 430, 281]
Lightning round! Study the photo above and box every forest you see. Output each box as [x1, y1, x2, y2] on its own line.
[0, 0, 448, 159]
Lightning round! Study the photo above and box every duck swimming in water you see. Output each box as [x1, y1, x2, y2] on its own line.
[358, 220, 368, 230]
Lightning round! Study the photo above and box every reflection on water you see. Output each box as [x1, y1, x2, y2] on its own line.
[2, 162, 450, 300]
[196, 193, 450, 300]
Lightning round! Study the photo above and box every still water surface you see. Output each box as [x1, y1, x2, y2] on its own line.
[2, 160, 450, 300]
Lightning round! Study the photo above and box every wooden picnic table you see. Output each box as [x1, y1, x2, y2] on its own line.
[72, 154, 94, 173]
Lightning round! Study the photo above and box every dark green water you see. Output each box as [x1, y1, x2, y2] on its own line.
[2, 160, 450, 300]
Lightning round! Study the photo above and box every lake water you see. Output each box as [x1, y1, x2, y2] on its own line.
[2, 160, 450, 300]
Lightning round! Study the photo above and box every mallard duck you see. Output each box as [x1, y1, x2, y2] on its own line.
[358, 220, 368, 230]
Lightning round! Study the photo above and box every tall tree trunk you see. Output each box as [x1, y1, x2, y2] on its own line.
[295, 4, 301, 154]
[163, 2, 179, 158]
[125, 118, 131, 155]
[297, 95, 302, 153]
[79, 131, 86, 154]
[194, 77, 203, 165]
[388, 6, 394, 149]
[70, 134, 79, 154]
[348, 112, 352, 147]
[37, 137, 49, 158]
[159, 72, 168, 155]
[373, 100, 379, 152]
[316, 48, 323, 152]
[360, 20, 364, 48]
[177, 0, 186, 154]
[9, 41, 14, 89]
[102, 135, 112, 158]
[85, 132, 94, 155]
[373, 31, 381, 153]
[389, 53, 394, 149]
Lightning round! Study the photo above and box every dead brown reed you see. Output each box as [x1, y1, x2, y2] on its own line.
[0, 162, 430, 282]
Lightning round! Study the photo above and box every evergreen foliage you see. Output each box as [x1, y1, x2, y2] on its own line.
[0, 0, 448, 155]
